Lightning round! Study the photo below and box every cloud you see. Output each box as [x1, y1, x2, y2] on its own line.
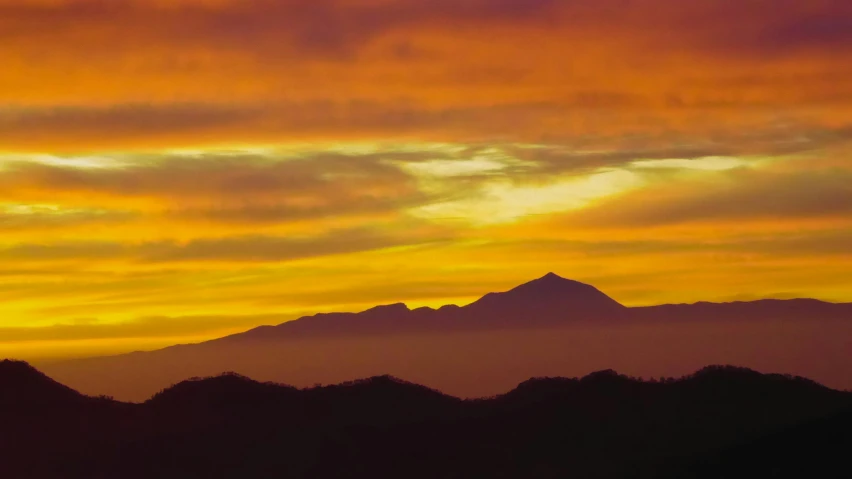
[0, 205, 133, 231]
[3, 102, 851, 154]
[493, 229, 852, 260]
[563, 167, 852, 228]
[0, 151, 428, 223]
[143, 230, 445, 263]
[2, 138, 849, 236]
[0, 102, 576, 150]
[3, 0, 849, 64]
[1, 1, 851, 151]
[0, 104, 259, 139]
[411, 169, 644, 224]
[0, 0, 560, 52]
[702, 4, 852, 57]
[0, 228, 447, 264]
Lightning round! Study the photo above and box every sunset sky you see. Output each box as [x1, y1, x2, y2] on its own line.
[2, 0, 851, 359]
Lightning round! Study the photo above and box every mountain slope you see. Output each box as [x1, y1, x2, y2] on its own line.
[221, 273, 851, 342]
[458, 272, 628, 326]
[1, 364, 850, 479]
[634, 298, 852, 321]
[0, 359, 87, 408]
[227, 273, 627, 341]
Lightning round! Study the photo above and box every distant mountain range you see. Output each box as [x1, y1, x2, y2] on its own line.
[32, 273, 852, 402]
[2, 360, 850, 479]
[219, 272, 851, 341]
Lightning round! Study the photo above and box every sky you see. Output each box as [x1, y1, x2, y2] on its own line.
[1, 0, 851, 359]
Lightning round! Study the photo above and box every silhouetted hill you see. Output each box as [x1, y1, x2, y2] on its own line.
[0, 361, 130, 479]
[1, 363, 850, 479]
[0, 359, 85, 408]
[148, 372, 300, 411]
[674, 404, 852, 478]
[147, 373, 459, 428]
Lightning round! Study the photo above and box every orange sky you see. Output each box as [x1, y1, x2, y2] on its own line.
[1, 0, 851, 359]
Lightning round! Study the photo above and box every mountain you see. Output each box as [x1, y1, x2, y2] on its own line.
[0, 359, 86, 408]
[1, 363, 850, 479]
[227, 273, 628, 341]
[222, 272, 851, 341]
[459, 272, 628, 326]
[34, 272, 852, 402]
[634, 298, 852, 321]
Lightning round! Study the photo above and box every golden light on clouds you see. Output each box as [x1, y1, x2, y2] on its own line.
[1, 0, 851, 359]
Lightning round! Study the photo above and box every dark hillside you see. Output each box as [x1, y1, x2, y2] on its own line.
[1, 362, 850, 478]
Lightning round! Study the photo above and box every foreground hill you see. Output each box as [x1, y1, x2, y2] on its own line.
[678, 404, 852, 478]
[1, 361, 850, 478]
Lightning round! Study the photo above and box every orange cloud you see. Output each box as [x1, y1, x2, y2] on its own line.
[1, 0, 851, 150]
[1, 0, 851, 358]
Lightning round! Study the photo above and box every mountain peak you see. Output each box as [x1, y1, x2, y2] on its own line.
[463, 273, 626, 323]
[525, 272, 589, 287]
[507, 273, 611, 298]
[363, 303, 409, 315]
[519, 272, 573, 285]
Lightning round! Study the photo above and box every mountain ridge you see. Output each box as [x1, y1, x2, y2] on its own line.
[2, 362, 850, 479]
[1, 360, 846, 406]
[219, 272, 849, 343]
[32, 272, 852, 403]
[222, 272, 628, 341]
